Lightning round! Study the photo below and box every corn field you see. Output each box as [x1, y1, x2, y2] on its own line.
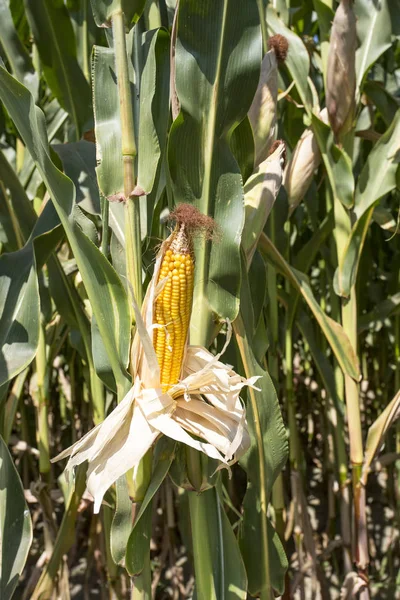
[0, 0, 399, 598]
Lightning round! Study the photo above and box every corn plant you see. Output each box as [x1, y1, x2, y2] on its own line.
[0, 0, 399, 599]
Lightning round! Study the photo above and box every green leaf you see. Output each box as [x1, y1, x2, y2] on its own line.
[355, 0, 392, 89]
[0, 198, 62, 387]
[335, 109, 400, 297]
[0, 435, 32, 600]
[137, 28, 170, 195]
[110, 476, 132, 566]
[358, 291, 400, 333]
[24, 0, 92, 135]
[0, 0, 38, 96]
[0, 65, 131, 399]
[0, 149, 36, 240]
[168, 0, 261, 344]
[311, 113, 354, 209]
[295, 308, 341, 411]
[0, 245, 39, 386]
[125, 438, 176, 575]
[267, 6, 313, 110]
[229, 116, 255, 184]
[53, 141, 101, 215]
[361, 389, 400, 485]
[92, 46, 124, 201]
[354, 110, 400, 220]
[364, 81, 399, 127]
[90, 0, 147, 28]
[189, 486, 247, 600]
[234, 314, 288, 596]
[259, 233, 361, 381]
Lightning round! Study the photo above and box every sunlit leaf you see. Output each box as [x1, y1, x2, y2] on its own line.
[361, 390, 400, 485]
[355, 0, 392, 89]
[24, 0, 92, 135]
[0, 65, 131, 399]
[335, 109, 400, 297]
[0, 435, 32, 600]
[259, 233, 361, 381]
[168, 0, 261, 344]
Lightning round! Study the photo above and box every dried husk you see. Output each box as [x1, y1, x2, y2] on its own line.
[326, 0, 357, 138]
[283, 108, 328, 215]
[53, 232, 256, 512]
[248, 49, 278, 167]
[242, 141, 285, 265]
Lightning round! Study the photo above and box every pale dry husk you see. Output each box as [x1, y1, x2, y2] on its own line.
[242, 141, 285, 265]
[284, 108, 328, 215]
[53, 235, 257, 512]
[248, 49, 278, 166]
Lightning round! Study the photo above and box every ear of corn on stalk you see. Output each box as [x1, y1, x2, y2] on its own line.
[242, 140, 285, 265]
[53, 205, 257, 512]
[248, 35, 288, 167]
[283, 109, 328, 215]
[326, 0, 356, 138]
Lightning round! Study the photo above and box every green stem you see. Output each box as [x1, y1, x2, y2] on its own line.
[36, 325, 51, 478]
[334, 192, 368, 574]
[234, 315, 272, 600]
[126, 195, 143, 308]
[112, 10, 142, 309]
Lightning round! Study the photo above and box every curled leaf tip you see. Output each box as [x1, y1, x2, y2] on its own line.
[268, 35, 289, 64]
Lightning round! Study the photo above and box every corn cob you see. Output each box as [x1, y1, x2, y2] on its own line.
[154, 223, 194, 392]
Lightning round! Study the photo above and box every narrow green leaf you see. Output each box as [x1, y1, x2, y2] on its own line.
[361, 389, 400, 485]
[92, 46, 124, 200]
[229, 116, 255, 184]
[355, 0, 392, 89]
[0, 434, 32, 600]
[364, 81, 399, 127]
[24, 0, 92, 135]
[0, 200, 61, 387]
[311, 113, 354, 209]
[234, 314, 288, 596]
[312, 0, 334, 77]
[0, 246, 39, 386]
[296, 308, 341, 411]
[335, 109, 400, 297]
[168, 0, 261, 343]
[0, 0, 38, 96]
[354, 110, 400, 220]
[110, 476, 132, 566]
[259, 233, 361, 381]
[137, 28, 170, 195]
[189, 486, 247, 600]
[125, 438, 176, 575]
[0, 65, 131, 398]
[358, 291, 400, 333]
[53, 141, 101, 215]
